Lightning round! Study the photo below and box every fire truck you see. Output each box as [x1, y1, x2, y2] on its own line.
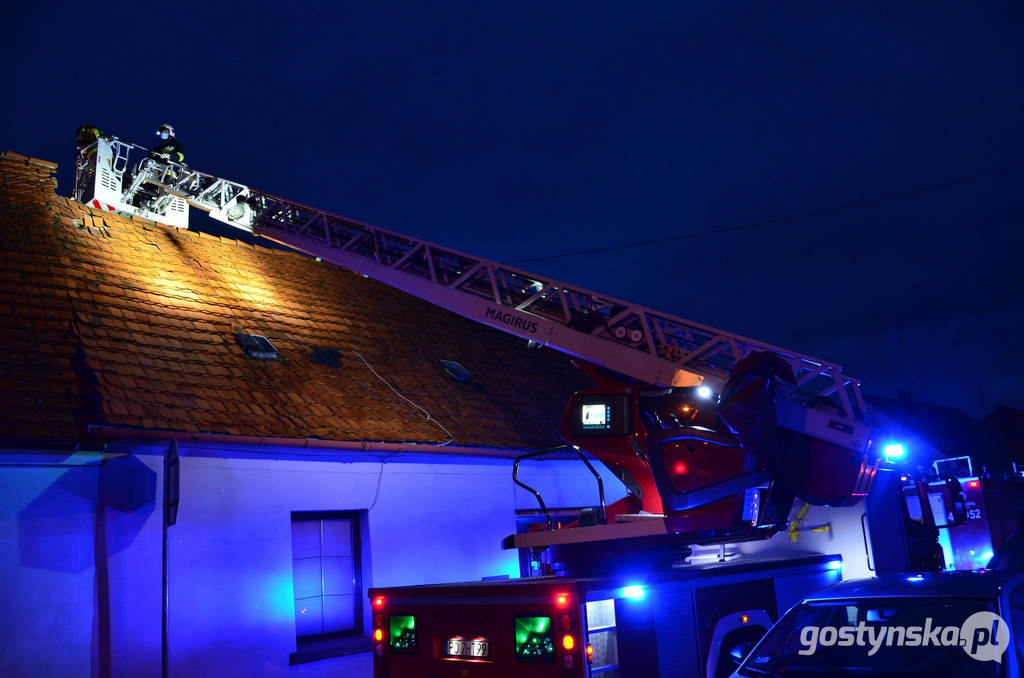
[74, 134, 1019, 677]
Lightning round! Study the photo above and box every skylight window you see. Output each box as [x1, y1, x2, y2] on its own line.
[439, 360, 471, 382]
[312, 346, 343, 367]
[235, 333, 280, 360]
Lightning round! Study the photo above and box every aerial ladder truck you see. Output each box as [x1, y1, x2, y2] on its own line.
[75, 135, 1002, 678]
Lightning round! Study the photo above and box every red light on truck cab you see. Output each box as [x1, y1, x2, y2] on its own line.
[373, 596, 385, 609]
[562, 634, 576, 651]
[555, 593, 569, 608]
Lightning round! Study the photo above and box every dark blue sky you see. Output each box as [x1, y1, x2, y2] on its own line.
[3, 1, 1021, 417]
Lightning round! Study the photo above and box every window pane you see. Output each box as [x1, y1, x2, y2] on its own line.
[322, 556, 354, 596]
[291, 519, 321, 560]
[586, 599, 616, 630]
[323, 594, 356, 633]
[292, 557, 323, 599]
[294, 597, 323, 636]
[322, 519, 352, 557]
[588, 628, 619, 669]
[290, 513, 362, 641]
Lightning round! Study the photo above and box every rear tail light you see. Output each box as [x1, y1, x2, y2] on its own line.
[555, 593, 570, 608]
[373, 596, 386, 609]
[373, 628, 384, 642]
[560, 614, 572, 631]
[562, 634, 575, 651]
[586, 643, 594, 663]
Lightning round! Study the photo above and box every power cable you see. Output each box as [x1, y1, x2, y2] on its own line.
[905, 275, 1022, 391]
[351, 349, 454, 445]
[367, 455, 394, 511]
[504, 162, 1024, 265]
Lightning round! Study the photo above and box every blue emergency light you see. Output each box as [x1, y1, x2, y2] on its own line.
[882, 443, 906, 461]
[620, 585, 646, 601]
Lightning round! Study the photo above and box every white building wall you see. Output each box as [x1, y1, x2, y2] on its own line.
[167, 449, 623, 678]
[733, 502, 875, 581]
[105, 452, 164, 678]
[0, 444, 626, 678]
[0, 458, 101, 678]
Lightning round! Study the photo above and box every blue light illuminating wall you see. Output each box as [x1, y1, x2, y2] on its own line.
[165, 448, 526, 678]
[0, 444, 617, 677]
[0, 461, 101, 677]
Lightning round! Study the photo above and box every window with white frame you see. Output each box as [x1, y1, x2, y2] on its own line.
[290, 511, 363, 641]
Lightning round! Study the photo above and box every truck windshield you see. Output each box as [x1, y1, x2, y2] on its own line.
[739, 596, 1003, 678]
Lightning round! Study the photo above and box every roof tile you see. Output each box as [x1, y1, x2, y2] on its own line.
[0, 153, 589, 450]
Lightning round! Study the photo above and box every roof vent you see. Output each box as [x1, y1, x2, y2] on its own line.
[439, 360, 472, 382]
[235, 333, 279, 360]
[312, 346, 343, 367]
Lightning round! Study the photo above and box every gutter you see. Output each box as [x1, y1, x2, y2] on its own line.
[86, 424, 555, 459]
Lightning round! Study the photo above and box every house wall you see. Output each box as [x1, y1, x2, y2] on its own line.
[733, 502, 876, 581]
[0, 444, 625, 678]
[0, 456, 103, 678]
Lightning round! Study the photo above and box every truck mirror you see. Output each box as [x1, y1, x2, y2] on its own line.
[729, 640, 757, 665]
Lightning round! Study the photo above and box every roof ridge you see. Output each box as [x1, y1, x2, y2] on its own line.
[1, 150, 58, 170]
[0, 151, 312, 266]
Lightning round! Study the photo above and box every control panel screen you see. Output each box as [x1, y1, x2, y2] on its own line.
[581, 403, 611, 430]
[570, 394, 629, 436]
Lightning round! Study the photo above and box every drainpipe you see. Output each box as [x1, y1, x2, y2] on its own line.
[95, 454, 111, 678]
[162, 440, 180, 678]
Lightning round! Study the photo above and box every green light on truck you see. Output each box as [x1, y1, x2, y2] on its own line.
[389, 615, 416, 653]
[514, 616, 554, 662]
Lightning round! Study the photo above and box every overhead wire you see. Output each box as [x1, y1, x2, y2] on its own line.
[504, 162, 1024, 265]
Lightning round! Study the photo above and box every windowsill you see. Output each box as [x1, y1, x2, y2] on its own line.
[289, 635, 371, 665]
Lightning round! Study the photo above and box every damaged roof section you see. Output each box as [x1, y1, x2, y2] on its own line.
[0, 152, 589, 451]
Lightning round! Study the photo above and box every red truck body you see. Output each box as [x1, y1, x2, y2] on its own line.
[368, 554, 842, 678]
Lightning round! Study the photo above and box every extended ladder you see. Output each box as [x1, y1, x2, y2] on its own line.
[75, 136, 872, 451]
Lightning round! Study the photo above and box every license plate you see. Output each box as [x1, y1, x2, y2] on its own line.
[444, 638, 490, 659]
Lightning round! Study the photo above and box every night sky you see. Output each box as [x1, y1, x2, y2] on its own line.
[3, 2, 1021, 418]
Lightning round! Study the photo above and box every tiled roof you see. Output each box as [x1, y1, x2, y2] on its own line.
[0, 152, 590, 451]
